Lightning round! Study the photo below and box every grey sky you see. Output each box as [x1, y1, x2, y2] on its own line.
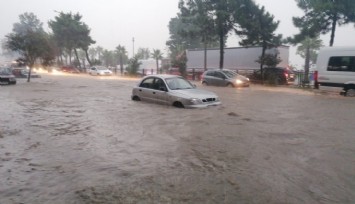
[1, 0, 354, 67]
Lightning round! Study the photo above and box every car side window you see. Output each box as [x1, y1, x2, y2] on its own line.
[328, 56, 355, 72]
[153, 78, 166, 90]
[140, 77, 154, 89]
[206, 71, 214, 76]
[215, 72, 225, 79]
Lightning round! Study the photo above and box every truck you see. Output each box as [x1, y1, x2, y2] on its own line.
[186, 46, 290, 72]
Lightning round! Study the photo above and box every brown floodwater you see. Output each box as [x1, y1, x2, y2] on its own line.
[0, 73, 354, 204]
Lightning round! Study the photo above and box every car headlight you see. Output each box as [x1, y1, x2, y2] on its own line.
[236, 79, 243, 84]
[190, 98, 202, 104]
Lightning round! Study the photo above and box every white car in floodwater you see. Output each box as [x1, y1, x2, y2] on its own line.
[88, 66, 112, 76]
[131, 74, 221, 108]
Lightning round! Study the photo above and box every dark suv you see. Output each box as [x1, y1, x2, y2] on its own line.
[250, 67, 294, 85]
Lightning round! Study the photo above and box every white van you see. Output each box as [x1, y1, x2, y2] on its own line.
[315, 47, 355, 96]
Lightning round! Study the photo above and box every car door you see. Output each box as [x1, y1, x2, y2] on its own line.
[206, 71, 219, 86]
[152, 78, 168, 104]
[214, 71, 227, 86]
[137, 77, 156, 102]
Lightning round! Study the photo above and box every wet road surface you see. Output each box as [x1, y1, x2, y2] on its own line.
[0, 73, 354, 203]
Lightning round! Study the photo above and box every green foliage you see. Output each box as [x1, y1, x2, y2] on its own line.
[151, 49, 163, 73]
[136, 48, 150, 60]
[126, 56, 142, 76]
[235, 3, 282, 70]
[293, 0, 355, 46]
[5, 12, 55, 82]
[256, 53, 282, 68]
[296, 37, 323, 65]
[115, 45, 128, 75]
[49, 12, 95, 65]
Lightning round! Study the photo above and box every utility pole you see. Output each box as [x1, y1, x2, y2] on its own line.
[132, 37, 135, 57]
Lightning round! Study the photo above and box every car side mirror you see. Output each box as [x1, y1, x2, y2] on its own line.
[159, 86, 167, 92]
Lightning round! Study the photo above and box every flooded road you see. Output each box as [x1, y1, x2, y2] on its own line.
[0, 74, 354, 204]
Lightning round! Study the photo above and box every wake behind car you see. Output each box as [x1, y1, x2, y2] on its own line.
[88, 66, 113, 76]
[61, 66, 80, 73]
[201, 69, 250, 87]
[0, 67, 16, 85]
[12, 68, 41, 78]
[131, 75, 221, 108]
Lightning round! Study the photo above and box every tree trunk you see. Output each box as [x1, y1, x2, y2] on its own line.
[204, 40, 207, 71]
[156, 59, 159, 74]
[84, 49, 92, 66]
[329, 14, 337, 47]
[120, 55, 123, 75]
[260, 43, 266, 81]
[74, 48, 81, 68]
[303, 45, 310, 86]
[219, 33, 224, 70]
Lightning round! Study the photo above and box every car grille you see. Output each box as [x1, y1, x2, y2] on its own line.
[202, 98, 217, 103]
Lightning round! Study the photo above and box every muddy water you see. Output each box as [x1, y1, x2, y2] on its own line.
[0, 74, 354, 204]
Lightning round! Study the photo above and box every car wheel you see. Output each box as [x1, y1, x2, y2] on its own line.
[132, 95, 141, 101]
[173, 101, 184, 108]
[346, 89, 355, 97]
[202, 81, 208, 86]
[227, 83, 234, 88]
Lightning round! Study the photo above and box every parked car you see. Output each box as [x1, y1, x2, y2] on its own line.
[201, 69, 250, 87]
[88, 66, 113, 76]
[61, 66, 80, 73]
[12, 68, 41, 78]
[250, 67, 295, 85]
[131, 75, 221, 108]
[0, 67, 17, 85]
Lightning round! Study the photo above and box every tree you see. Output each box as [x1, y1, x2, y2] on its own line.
[151, 49, 163, 74]
[49, 12, 95, 67]
[115, 45, 128, 75]
[235, 3, 282, 75]
[296, 37, 323, 66]
[293, 0, 355, 46]
[126, 55, 142, 76]
[5, 12, 55, 82]
[207, 0, 236, 69]
[136, 48, 150, 60]
[178, 0, 218, 71]
[295, 37, 323, 84]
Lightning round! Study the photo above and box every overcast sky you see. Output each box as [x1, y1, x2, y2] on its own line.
[1, 0, 355, 67]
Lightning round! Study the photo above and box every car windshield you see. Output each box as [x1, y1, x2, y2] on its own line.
[165, 77, 194, 90]
[0, 68, 11, 75]
[221, 70, 236, 78]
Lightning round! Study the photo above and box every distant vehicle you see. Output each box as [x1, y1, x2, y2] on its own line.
[315, 47, 355, 97]
[0, 67, 16, 85]
[186, 46, 289, 71]
[88, 66, 113, 76]
[12, 68, 41, 78]
[250, 67, 295, 85]
[201, 69, 250, 87]
[61, 66, 80, 73]
[131, 75, 221, 108]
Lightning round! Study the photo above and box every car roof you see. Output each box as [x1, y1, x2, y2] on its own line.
[144, 74, 182, 79]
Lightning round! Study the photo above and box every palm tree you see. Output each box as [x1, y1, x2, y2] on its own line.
[115, 45, 127, 75]
[151, 49, 163, 74]
[96, 46, 104, 61]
